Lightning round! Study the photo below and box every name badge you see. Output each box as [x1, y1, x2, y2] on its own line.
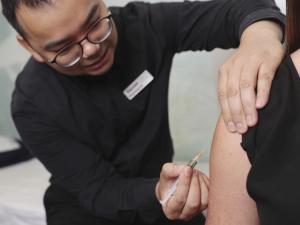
[123, 70, 154, 100]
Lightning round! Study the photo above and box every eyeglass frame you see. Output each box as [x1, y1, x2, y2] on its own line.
[47, 13, 113, 68]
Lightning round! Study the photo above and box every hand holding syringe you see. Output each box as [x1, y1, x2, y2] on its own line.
[159, 150, 206, 206]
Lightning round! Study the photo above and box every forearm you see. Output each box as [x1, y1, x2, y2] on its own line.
[13, 112, 162, 224]
[205, 116, 259, 225]
[88, 176, 161, 224]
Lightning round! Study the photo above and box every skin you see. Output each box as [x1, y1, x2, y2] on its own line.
[14, 0, 208, 220]
[156, 164, 209, 221]
[205, 117, 259, 225]
[16, 0, 118, 76]
[219, 21, 285, 134]
[155, 21, 285, 222]
[16, 0, 285, 125]
[13, 0, 284, 221]
[206, 47, 300, 224]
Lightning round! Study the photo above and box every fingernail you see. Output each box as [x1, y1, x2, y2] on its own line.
[256, 99, 264, 108]
[228, 122, 236, 132]
[236, 123, 245, 132]
[246, 115, 253, 125]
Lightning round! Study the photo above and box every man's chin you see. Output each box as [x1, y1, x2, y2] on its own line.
[84, 53, 114, 76]
[85, 62, 113, 76]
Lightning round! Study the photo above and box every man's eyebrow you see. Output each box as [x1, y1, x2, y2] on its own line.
[44, 4, 99, 51]
[80, 4, 99, 31]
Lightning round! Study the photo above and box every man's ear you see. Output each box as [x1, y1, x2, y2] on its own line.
[16, 34, 45, 63]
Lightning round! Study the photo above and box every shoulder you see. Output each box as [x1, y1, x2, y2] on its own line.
[14, 58, 59, 97]
[111, 2, 163, 17]
[110, 2, 151, 21]
[242, 54, 299, 163]
[110, 1, 185, 28]
[110, 2, 156, 32]
[12, 58, 65, 114]
[270, 54, 299, 85]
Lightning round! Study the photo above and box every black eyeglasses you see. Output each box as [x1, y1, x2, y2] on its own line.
[48, 14, 113, 68]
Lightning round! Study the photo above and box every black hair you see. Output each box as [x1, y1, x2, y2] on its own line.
[1, 0, 52, 36]
[286, 0, 300, 53]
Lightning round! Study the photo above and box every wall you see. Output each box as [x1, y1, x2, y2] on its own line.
[0, 0, 286, 162]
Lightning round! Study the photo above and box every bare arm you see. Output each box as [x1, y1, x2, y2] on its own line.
[205, 116, 259, 225]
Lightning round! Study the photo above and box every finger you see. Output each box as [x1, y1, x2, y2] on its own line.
[200, 172, 210, 188]
[256, 63, 276, 109]
[180, 170, 201, 220]
[198, 174, 209, 211]
[218, 66, 236, 132]
[227, 66, 248, 133]
[159, 163, 185, 201]
[165, 166, 193, 218]
[240, 63, 259, 127]
[161, 163, 184, 180]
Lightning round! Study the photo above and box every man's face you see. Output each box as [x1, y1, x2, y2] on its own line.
[16, 0, 118, 76]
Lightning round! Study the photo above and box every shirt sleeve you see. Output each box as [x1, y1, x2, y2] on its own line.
[12, 99, 162, 224]
[239, 56, 300, 224]
[241, 56, 297, 164]
[146, 0, 285, 53]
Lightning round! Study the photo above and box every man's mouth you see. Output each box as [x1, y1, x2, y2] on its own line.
[84, 48, 109, 70]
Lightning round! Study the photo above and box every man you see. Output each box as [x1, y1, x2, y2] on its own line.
[1, 0, 284, 224]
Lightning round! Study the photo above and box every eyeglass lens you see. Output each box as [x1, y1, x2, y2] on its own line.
[56, 17, 112, 67]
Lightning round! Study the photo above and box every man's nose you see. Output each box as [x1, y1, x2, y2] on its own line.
[81, 39, 100, 59]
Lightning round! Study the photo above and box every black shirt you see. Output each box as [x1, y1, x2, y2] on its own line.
[242, 56, 300, 225]
[12, 1, 284, 224]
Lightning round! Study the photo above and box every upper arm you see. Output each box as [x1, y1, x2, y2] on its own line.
[149, 0, 283, 53]
[205, 116, 259, 225]
[150, 1, 240, 52]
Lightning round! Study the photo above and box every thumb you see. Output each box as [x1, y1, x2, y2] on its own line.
[161, 163, 185, 180]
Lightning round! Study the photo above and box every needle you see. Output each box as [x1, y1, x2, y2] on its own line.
[159, 150, 205, 206]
